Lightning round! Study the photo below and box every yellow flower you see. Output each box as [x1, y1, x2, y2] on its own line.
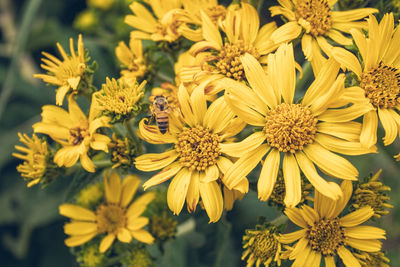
[177, 0, 227, 42]
[95, 77, 145, 123]
[115, 38, 147, 80]
[87, 0, 115, 10]
[330, 14, 400, 159]
[33, 95, 111, 172]
[135, 84, 246, 222]
[242, 225, 282, 267]
[59, 172, 155, 252]
[125, 0, 183, 42]
[13, 133, 50, 187]
[280, 181, 386, 267]
[76, 183, 104, 209]
[222, 43, 376, 207]
[34, 34, 87, 106]
[269, 0, 377, 73]
[180, 3, 278, 95]
[354, 251, 390, 267]
[108, 133, 137, 169]
[74, 10, 99, 32]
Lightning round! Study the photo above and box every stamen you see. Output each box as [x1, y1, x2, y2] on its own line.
[174, 125, 221, 171]
[69, 126, 89, 145]
[264, 103, 317, 153]
[96, 204, 126, 234]
[295, 0, 332, 36]
[307, 218, 344, 256]
[360, 63, 400, 109]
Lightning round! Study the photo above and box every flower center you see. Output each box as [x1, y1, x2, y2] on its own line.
[206, 5, 227, 24]
[174, 125, 221, 171]
[251, 231, 279, 259]
[264, 103, 317, 153]
[215, 41, 260, 81]
[69, 126, 89, 145]
[96, 204, 126, 234]
[295, 0, 332, 36]
[307, 218, 344, 256]
[360, 64, 400, 109]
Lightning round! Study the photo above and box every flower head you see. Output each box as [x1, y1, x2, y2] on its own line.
[280, 181, 386, 267]
[332, 14, 400, 159]
[354, 251, 390, 267]
[59, 172, 155, 252]
[33, 95, 110, 172]
[34, 34, 88, 105]
[269, 0, 377, 73]
[108, 133, 137, 169]
[95, 77, 145, 123]
[77, 183, 104, 209]
[135, 83, 246, 222]
[76, 243, 107, 267]
[13, 133, 55, 187]
[125, 1, 183, 43]
[351, 170, 393, 218]
[222, 43, 375, 207]
[115, 38, 147, 80]
[242, 224, 282, 267]
[180, 3, 278, 95]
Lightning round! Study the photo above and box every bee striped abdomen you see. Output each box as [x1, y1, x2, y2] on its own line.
[156, 112, 169, 134]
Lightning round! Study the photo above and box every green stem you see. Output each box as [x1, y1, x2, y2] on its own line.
[270, 214, 288, 225]
[155, 71, 173, 83]
[0, 0, 43, 120]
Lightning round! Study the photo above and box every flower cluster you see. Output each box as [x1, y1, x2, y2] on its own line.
[12, 0, 398, 266]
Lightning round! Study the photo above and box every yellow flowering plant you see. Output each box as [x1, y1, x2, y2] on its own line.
[8, 0, 399, 266]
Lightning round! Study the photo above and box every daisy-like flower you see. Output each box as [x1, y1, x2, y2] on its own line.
[135, 83, 247, 222]
[115, 37, 147, 80]
[13, 133, 50, 187]
[34, 34, 87, 106]
[222, 43, 376, 207]
[125, 0, 183, 43]
[269, 0, 377, 73]
[59, 172, 155, 252]
[95, 77, 145, 123]
[180, 3, 278, 95]
[280, 181, 386, 267]
[331, 14, 400, 159]
[33, 95, 110, 172]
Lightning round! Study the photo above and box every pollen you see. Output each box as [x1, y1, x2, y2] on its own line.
[215, 41, 260, 81]
[360, 63, 400, 109]
[69, 125, 89, 145]
[307, 218, 344, 256]
[96, 204, 127, 234]
[174, 125, 221, 171]
[295, 0, 332, 36]
[264, 103, 317, 153]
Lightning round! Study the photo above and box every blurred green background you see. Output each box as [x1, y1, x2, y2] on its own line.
[0, 0, 399, 266]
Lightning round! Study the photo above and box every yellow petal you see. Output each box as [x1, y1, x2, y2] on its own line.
[137, 118, 176, 144]
[345, 238, 382, 252]
[314, 189, 336, 219]
[283, 153, 301, 207]
[126, 192, 155, 218]
[331, 8, 378, 22]
[271, 21, 302, 44]
[134, 150, 179, 172]
[284, 208, 308, 228]
[324, 256, 335, 267]
[330, 47, 362, 77]
[220, 131, 266, 158]
[131, 229, 154, 244]
[142, 162, 182, 190]
[295, 151, 342, 200]
[315, 133, 377, 155]
[56, 85, 70, 106]
[258, 149, 280, 201]
[339, 206, 374, 227]
[241, 3, 259, 45]
[120, 175, 141, 207]
[337, 246, 361, 267]
[317, 121, 362, 141]
[186, 171, 200, 213]
[64, 222, 97, 235]
[331, 180, 353, 218]
[190, 83, 207, 125]
[104, 172, 121, 204]
[59, 204, 96, 221]
[224, 144, 270, 189]
[326, 29, 352, 45]
[127, 217, 149, 231]
[305, 249, 321, 267]
[167, 168, 191, 215]
[203, 97, 236, 134]
[303, 143, 358, 180]
[65, 232, 97, 247]
[177, 84, 196, 127]
[224, 91, 266, 126]
[117, 228, 132, 243]
[318, 104, 372, 122]
[33, 122, 69, 140]
[344, 226, 386, 240]
[360, 110, 378, 148]
[241, 53, 278, 108]
[80, 153, 95, 173]
[199, 181, 223, 223]
[378, 108, 398, 146]
[202, 165, 219, 183]
[99, 234, 115, 253]
[279, 229, 307, 244]
[200, 10, 222, 49]
[68, 95, 86, 123]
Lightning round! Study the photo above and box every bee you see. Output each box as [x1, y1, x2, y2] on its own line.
[150, 95, 170, 134]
